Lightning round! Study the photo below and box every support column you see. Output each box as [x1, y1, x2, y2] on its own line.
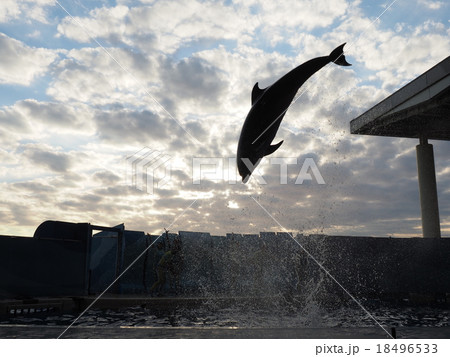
[416, 137, 441, 238]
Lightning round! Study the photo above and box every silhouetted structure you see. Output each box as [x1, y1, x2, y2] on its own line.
[1, 221, 449, 305]
[351, 56, 450, 238]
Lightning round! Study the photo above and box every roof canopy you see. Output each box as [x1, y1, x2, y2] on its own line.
[350, 56, 450, 141]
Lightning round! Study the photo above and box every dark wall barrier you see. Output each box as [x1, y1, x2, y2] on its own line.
[89, 234, 118, 294]
[117, 232, 450, 301]
[1, 221, 449, 301]
[0, 236, 86, 298]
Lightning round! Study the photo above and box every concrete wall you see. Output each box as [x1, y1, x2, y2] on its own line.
[1, 224, 449, 301]
[118, 232, 450, 301]
[315, 236, 450, 301]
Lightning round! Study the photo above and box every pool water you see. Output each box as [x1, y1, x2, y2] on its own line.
[2, 301, 449, 329]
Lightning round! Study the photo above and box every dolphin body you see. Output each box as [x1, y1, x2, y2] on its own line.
[236, 43, 351, 183]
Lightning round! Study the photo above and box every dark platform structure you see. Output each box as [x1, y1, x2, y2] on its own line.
[350, 56, 450, 238]
[0, 221, 125, 299]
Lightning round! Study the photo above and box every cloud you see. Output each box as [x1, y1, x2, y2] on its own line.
[93, 170, 121, 186]
[158, 56, 228, 112]
[93, 108, 184, 145]
[47, 47, 158, 106]
[241, 0, 349, 35]
[56, 5, 130, 44]
[15, 99, 94, 131]
[57, 2, 255, 53]
[12, 181, 56, 194]
[0, 102, 30, 131]
[418, 0, 445, 10]
[0, 33, 58, 86]
[5, 202, 37, 226]
[1, 0, 449, 239]
[0, 0, 55, 24]
[22, 143, 73, 173]
[0, 99, 97, 154]
[331, 12, 450, 91]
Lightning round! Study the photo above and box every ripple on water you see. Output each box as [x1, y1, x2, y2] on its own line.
[2, 303, 449, 329]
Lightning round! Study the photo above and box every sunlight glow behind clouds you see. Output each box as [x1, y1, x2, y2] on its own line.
[0, 0, 449, 237]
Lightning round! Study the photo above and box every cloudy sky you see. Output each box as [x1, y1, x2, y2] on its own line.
[0, 0, 449, 238]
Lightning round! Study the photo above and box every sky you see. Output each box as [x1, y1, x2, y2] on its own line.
[0, 0, 449, 238]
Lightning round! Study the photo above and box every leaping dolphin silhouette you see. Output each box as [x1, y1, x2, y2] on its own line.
[236, 43, 351, 183]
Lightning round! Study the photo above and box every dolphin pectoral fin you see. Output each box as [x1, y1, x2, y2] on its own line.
[329, 43, 351, 66]
[264, 140, 284, 156]
[251, 82, 265, 104]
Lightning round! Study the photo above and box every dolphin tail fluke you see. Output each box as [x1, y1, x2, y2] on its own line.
[329, 43, 351, 66]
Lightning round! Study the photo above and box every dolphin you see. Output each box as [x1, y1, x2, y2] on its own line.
[236, 43, 351, 183]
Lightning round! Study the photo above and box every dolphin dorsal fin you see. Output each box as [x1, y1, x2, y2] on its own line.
[251, 82, 265, 105]
[264, 140, 283, 156]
